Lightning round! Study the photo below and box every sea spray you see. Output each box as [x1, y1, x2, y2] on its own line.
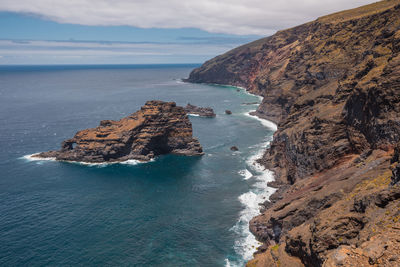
[226, 86, 277, 266]
[238, 169, 253, 180]
[230, 139, 276, 265]
[245, 110, 277, 131]
[22, 153, 150, 166]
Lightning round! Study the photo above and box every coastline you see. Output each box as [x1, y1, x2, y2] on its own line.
[185, 81, 278, 265]
[224, 85, 278, 265]
[184, 2, 400, 265]
[25, 78, 279, 266]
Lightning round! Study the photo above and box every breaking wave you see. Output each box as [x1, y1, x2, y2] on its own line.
[21, 153, 150, 167]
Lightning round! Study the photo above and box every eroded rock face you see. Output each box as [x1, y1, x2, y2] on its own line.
[189, 0, 400, 184]
[35, 101, 204, 162]
[188, 0, 400, 266]
[183, 103, 216, 117]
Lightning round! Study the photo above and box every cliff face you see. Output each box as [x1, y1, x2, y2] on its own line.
[188, 0, 400, 266]
[36, 101, 203, 163]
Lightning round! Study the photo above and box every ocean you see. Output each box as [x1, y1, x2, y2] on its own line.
[0, 64, 275, 266]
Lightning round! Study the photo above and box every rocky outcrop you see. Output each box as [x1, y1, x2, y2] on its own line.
[35, 101, 204, 163]
[184, 103, 216, 117]
[188, 0, 400, 266]
[230, 146, 239, 151]
[391, 143, 400, 185]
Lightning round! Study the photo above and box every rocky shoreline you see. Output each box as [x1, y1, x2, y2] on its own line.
[34, 101, 204, 163]
[188, 1, 400, 266]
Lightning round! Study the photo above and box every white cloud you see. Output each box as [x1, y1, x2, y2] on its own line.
[0, 0, 378, 35]
[0, 39, 240, 64]
[0, 39, 236, 55]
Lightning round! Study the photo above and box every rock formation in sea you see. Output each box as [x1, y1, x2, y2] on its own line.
[183, 103, 216, 117]
[230, 146, 239, 151]
[188, 0, 400, 266]
[35, 101, 204, 163]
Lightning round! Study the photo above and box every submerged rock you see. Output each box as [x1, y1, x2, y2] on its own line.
[35, 100, 204, 163]
[242, 102, 259, 105]
[230, 146, 239, 151]
[183, 103, 216, 117]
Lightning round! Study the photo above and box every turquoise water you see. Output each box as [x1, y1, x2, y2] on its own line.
[0, 65, 275, 266]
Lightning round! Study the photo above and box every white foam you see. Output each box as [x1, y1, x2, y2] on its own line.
[120, 159, 151, 165]
[220, 83, 277, 265]
[238, 169, 253, 180]
[233, 86, 263, 101]
[187, 113, 200, 117]
[244, 110, 277, 131]
[241, 103, 259, 106]
[230, 139, 276, 263]
[72, 161, 110, 167]
[21, 153, 149, 167]
[22, 153, 56, 162]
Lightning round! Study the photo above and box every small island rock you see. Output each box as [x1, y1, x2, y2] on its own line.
[225, 110, 232, 115]
[184, 103, 216, 117]
[34, 101, 204, 163]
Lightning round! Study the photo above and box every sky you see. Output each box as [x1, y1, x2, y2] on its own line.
[0, 0, 378, 65]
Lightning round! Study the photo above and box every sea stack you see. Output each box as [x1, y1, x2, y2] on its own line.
[34, 101, 204, 163]
[184, 103, 216, 117]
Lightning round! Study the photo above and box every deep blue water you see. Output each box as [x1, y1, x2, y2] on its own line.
[0, 65, 275, 266]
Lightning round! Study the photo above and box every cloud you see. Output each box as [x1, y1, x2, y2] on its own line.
[0, 0, 378, 35]
[0, 39, 241, 64]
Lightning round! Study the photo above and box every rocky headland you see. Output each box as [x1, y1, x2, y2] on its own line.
[34, 101, 203, 163]
[184, 103, 216, 117]
[188, 0, 400, 266]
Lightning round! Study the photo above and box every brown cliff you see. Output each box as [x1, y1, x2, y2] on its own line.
[35, 101, 203, 163]
[188, 0, 400, 266]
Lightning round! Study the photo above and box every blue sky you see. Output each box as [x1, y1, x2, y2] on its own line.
[0, 12, 260, 64]
[0, 0, 377, 64]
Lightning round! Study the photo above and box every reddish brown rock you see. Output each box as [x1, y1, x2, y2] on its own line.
[188, 0, 400, 266]
[35, 101, 204, 163]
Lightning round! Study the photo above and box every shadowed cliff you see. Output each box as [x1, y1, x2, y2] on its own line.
[188, 0, 400, 266]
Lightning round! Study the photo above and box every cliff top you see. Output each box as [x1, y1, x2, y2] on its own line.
[318, 0, 400, 24]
